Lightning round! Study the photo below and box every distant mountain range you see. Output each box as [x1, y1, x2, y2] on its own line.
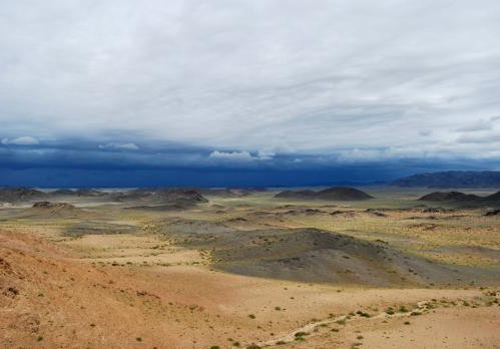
[392, 171, 500, 188]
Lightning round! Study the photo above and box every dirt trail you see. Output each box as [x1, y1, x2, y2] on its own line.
[256, 293, 500, 347]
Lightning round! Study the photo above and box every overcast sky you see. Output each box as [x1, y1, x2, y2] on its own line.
[1, 0, 499, 186]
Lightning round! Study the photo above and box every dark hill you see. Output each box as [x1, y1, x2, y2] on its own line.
[274, 190, 316, 199]
[0, 187, 46, 203]
[76, 189, 107, 197]
[418, 190, 500, 207]
[392, 171, 500, 188]
[315, 187, 373, 200]
[199, 188, 252, 198]
[51, 189, 78, 196]
[274, 187, 372, 201]
[113, 188, 208, 209]
[32, 201, 76, 210]
[418, 191, 480, 202]
[29, 202, 82, 217]
[484, 191, 500, 202]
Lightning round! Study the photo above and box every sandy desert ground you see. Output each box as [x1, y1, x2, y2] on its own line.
[1, 187, 500, 348]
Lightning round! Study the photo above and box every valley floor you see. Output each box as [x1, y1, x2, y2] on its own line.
[1, 189, 500, 348]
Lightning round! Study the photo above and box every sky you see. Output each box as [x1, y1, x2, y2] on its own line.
[1, 0, 500, 187]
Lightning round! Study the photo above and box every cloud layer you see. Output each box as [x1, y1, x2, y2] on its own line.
[0, 0, 500, 186]
[1, 137, 39, 145]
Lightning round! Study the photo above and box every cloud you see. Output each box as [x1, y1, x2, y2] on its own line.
[256, 150, 275, 160]
[99, 143, 140, 150]
[2, 137, 500, 189]
[209, 149, 275, 162]
[1, 136, 40, 145]
[456, 119, 494, 132]
[209, 150, 255, 161]
[0, 0, 499, 165]
[456, 132, 500, 144]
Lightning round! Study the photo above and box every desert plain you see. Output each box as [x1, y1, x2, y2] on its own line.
[1, 186, 500, 348]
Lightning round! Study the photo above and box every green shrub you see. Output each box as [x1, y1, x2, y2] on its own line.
[246, 344, 261, 349]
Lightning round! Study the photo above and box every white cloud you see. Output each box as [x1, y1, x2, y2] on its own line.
[99, 143, 139, 150]
[257, 150, 275, 160]
[1, 136, 40, 145]
[209, 151, 254, 161]
[209, 150, 275, 161]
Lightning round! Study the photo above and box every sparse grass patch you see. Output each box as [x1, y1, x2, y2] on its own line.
[398, 305, 409, 313]
[294, 331, 308, 341]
